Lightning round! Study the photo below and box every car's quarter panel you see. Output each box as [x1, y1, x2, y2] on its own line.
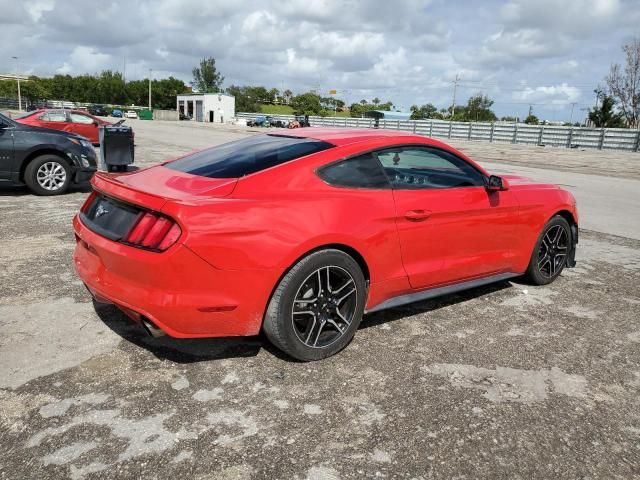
[392, 186, 521, 288]
[505, 177, 579, 272]
[73, 214, 278, 337]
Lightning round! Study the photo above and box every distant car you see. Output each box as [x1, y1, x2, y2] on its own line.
[72, 129, 578, 360]
[248, 115, 268, 127]
[16, 109, 111, 145]
[125, 110, 138, 119]
[0, 111, 97, 195]
[88, 105, 108, 116]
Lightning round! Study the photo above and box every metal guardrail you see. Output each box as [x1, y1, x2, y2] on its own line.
[237, 113, 640, 152]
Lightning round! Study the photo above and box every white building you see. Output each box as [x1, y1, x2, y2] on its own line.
[176, 93, 235, 123]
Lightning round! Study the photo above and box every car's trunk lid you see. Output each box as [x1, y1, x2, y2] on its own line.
[84, 166, 237, 243]
[92, 165, 238, 209]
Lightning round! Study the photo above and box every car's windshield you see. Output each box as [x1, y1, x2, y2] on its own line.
[166, 134, 334, 178]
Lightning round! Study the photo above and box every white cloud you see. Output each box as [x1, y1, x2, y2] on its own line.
[512, 83, 582, 105]
[0, 0, 637, 121]
[56, 46, 112, 75]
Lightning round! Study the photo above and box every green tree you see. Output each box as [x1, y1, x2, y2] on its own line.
[588, 95, 626, 127]
[225, 85, 262, 112]
[282, 89, 293, 104]
[191, 57, 224, 93]
[291, 92, 323, 115]
[606, 38, 639, 128]
[466, 93, 497, 122]
[410, 103, 439, 120]
[268, 88, 279, 103]
[524, 114, 539, 125]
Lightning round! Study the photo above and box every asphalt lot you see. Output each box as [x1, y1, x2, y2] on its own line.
[1, 119, 639, 479]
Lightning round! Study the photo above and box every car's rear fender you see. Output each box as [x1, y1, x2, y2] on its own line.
[510, 185, 578, 272]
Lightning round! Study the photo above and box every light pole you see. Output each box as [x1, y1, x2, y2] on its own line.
[12, 56, 22, 111]
[148, 68, 152, 110]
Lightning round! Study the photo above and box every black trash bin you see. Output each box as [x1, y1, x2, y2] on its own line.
[99, 124, 134, 172]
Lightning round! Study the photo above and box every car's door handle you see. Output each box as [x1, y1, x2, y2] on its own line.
[404, 209, 432, 221]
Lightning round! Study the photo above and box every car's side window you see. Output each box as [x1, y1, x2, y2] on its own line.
[317, 153, 390, 189]
[376, 147, 485, 189]
[69, 113, 94, 124]
[40, 112, 67, 123]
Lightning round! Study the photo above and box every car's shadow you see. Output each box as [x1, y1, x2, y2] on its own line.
[0, 183, 93, 196]
[94, 280, 516, 364]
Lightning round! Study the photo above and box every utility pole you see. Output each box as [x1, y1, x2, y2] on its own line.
[148, 68, 152, 110]
[528, 104, 533, 118]
[450, 74, 459, 119]
[12, 56, 22, 111]
[569, 102, 576, 124]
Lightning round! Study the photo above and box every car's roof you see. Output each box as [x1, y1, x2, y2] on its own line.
[276, 127, 432, 147]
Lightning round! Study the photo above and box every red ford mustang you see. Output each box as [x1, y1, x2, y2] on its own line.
[73, 129, 578, 360]
[17, 109, 111, 145]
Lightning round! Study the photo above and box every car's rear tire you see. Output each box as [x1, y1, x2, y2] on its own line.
[24, 154, 72, 196]
[263, 249, 367, 361]
[524, 215, 571, 285]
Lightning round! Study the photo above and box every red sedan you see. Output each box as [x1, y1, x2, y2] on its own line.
[17, 109, 111, 145]
[73, 129, 578, 360]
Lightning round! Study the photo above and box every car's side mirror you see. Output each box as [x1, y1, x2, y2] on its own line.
[486, 175, 509, 192]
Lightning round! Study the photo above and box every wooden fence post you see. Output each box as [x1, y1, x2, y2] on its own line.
[489, 123, 495, 142]
[512, 124, 518, 143]
[567, 128, 573, 148]
[634, 129, 640, 152]
[468, 123, 473, 140]
[448, 121, 452, 139]
[598, 129, 606, 150]
[429, 121, 433, 137]
[538, 126, 544, 145]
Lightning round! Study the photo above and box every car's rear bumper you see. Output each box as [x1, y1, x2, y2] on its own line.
[73, 214, 281, 338]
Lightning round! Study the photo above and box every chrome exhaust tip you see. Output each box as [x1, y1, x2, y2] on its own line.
[142, 318, 166, 338]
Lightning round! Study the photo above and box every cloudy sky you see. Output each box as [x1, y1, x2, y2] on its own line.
[1, 0, 638, 121]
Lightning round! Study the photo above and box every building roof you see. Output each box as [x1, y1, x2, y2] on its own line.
[176, 92, 234, 98]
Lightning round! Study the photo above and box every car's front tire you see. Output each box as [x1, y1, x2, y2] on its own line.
[524, 215, 572, 285]
[263, 249, 367, 361]
[24, 154, 72, 196]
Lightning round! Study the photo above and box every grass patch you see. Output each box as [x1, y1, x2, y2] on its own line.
[259, 104, 352, 117]
[260, 104, 294, 114]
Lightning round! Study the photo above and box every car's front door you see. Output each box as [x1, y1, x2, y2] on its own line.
[0, 119, 14, 180]
[37, 110, 71, 134]
[69, 112, 98, 143]
[377, 146, 520, 289]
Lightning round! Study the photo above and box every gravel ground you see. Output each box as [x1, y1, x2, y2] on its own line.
[1, 120, 639, 479]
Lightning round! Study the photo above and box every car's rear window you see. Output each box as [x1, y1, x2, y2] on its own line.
[166, 134, 334, 178]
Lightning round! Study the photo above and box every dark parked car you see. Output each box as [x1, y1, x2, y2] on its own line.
[88, 105, 108, 116]
[0, 112, 97, 195]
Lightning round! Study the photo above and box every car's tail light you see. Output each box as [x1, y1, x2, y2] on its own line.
[124, 211, 181, 251]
